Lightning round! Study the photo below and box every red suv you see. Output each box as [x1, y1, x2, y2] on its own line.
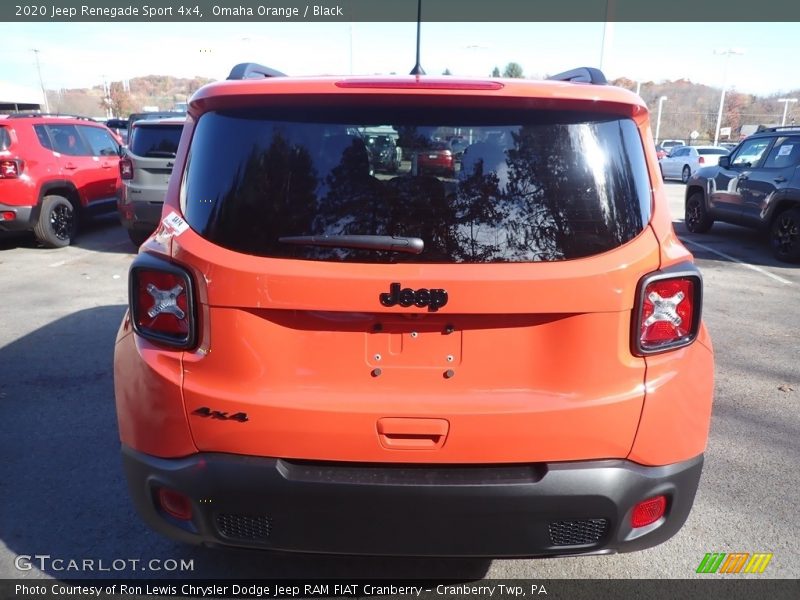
[0, 114, 121, 247]
[114, 64, 714, 558]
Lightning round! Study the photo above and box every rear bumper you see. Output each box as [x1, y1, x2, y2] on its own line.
[0, 202, 35, 231]
[118, 198, 163, 231]
[122, 446, 703, 557]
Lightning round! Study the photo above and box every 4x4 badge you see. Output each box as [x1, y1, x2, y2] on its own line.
[379, 282, 448, 312]
[192, 407, 249, 422]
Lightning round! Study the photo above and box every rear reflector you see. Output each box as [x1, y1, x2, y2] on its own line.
[1, 211, 15, 221]
[129, 254, 196, 348]
[157, 488, 192, 521]
[633, 265, 702, 355]
[631, 495, 667, 528]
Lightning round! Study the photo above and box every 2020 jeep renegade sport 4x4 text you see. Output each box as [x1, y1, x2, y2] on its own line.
[113, 64, 714, 557]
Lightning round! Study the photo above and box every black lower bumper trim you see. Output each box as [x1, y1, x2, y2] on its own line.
[0, 203, 34, 231]
[122, 447, 703, 557]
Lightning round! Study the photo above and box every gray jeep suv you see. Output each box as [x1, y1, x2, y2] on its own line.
[117, 117, 185, 246]
[685, 126, 800, 262]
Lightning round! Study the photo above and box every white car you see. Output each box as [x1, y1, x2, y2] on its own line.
[659, 145, 730, 183]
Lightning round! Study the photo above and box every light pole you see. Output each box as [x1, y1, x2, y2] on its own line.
[713, 48, 744, 146]
[777, 98, 798, 126]
[655, 96, 667, 145]
[599, 0, 614, 72]
[31, 48, 50, 113]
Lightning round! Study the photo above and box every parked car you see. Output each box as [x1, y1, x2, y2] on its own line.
[365, 134, 401, 173]
[0, 113, 121, 247]
[114, 63, 713, 558]
[105, 118, 129, 145]
[127, 111, 186, 132]
[656, 139, 685, 159]
[118, 117, 185, 246]
[685, 126, 800, 261]
[413, 141, 455, 176]
[660, 145, 729, 183]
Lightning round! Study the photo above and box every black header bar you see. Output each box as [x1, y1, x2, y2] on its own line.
[3, 0, 800, 23]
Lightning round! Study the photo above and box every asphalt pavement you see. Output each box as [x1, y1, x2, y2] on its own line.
[0, 188, 797, 583]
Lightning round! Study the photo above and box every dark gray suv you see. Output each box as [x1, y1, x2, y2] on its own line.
[685, 126, 800, 262]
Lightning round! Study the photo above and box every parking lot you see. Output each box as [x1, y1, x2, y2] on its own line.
[0, 181, 798, 580]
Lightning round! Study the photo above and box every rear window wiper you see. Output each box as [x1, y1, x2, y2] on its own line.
[144, 150, 177, 158]
[278, 235, 424, 254]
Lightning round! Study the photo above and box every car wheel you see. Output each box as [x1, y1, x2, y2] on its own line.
[128, 229, 151, 248]
[685, 192, 714, 233]
[770, 207, 800, 263]
[33, 195, 77, 248]
[681, 165, 691, 184]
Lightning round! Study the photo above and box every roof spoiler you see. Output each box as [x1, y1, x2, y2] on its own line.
[227, 63, 287, 80]
[547, 67, 607, 85]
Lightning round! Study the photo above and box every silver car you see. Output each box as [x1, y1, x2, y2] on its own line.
[659, 145, 730, 183]
[117, 118, 185, 246]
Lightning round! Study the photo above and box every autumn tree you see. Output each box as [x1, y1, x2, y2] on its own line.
[106, 82, 136, 117]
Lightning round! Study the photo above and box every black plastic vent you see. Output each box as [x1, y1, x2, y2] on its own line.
[549, 518, 609, 546]
[216, 514, 273, 541]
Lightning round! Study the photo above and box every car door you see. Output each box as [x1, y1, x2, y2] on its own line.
[659, 147, 674, 177]
[739, 136, 800, 224]
[709, 136, 774, 216]
[45, 123, 100, 207]
[665, 147, 686, 178]
[77, 125, 121, 207]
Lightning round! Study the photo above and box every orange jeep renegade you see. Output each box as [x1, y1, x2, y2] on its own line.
[113, 64, 714, 557]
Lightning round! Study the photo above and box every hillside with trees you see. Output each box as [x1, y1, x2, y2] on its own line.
[490, 62, 799, 143]
[45, 74, 213, 118]
[43, 68, 800, 143]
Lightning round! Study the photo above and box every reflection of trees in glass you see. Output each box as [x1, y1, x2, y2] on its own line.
[314, 136, 385, 239]
[452, 158, 505, 261]
[195, 116, 647, 264]
[210, 133, 318, 254]
[449, 120, 645, 262]
[502, 125, 571, 261]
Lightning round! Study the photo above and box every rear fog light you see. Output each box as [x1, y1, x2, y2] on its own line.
[157, 488, 193, 521]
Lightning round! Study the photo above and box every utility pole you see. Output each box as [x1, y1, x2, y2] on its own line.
[655, 96, 667, 145]
[713, 48, 744, 146]
[777, 98, 798, 126]
[31, 48, 50, 112]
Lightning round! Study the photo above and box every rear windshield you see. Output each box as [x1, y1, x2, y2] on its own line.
[697, 148, 728, 155]
[129, 124, 183, 158]
[182, 108, 651, 263]
[0, 127, 10, 151]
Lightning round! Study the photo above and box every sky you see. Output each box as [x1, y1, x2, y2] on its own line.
[2, 21, 800, 98]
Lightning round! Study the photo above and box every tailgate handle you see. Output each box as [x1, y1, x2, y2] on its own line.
[377, 418, 449, 450]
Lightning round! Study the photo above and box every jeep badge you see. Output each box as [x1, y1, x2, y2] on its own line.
[379, 282, 448, 312]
